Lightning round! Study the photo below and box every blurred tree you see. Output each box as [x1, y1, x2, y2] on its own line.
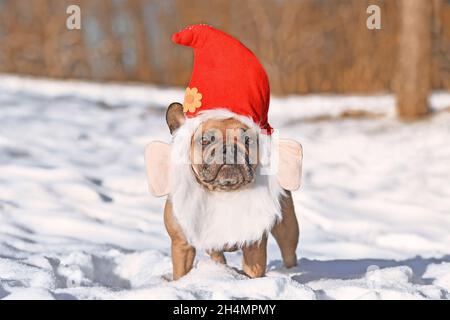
[395, 0, 432, 119]
[127, 0, 153, 81]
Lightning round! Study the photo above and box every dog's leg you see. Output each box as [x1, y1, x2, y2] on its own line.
[242, 235, 267, 278]
[207, 250, 227, 264]
[164, 199, 196, 280]
[171, 241, 196, 280]
[271, 191, 299, 268]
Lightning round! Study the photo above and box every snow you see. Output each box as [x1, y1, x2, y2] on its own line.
[0, 74, 449, 300]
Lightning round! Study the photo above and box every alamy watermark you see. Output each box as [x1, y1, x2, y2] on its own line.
[65, 4, 380, 31]
[366, 5, 381, 30]
[66, 5, 81, 30]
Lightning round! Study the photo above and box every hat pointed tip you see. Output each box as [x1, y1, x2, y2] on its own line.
[172, 28, 194, 46]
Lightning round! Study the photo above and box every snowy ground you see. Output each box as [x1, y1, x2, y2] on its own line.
[0, 74, 450, 300]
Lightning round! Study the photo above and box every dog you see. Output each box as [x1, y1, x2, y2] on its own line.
[145, 103, 302, 280]
[145, 24, 302, 280]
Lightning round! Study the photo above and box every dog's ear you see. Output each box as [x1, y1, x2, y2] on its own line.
[277, 139, 303, 191]
[166, 102, 185, 135]
[145, 141, 171, 197]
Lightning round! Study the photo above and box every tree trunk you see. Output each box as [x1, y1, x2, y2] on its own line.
[395, 0, 432, 119]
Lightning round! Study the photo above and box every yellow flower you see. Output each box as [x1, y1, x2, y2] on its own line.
[183, 87, 202, 113]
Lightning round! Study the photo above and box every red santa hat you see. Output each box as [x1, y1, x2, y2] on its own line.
[172, 24, 272, 134]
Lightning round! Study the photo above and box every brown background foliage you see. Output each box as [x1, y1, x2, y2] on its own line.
[0, 0, 449, 95]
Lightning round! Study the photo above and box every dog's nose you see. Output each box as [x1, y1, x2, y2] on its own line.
[217, 165, 240, 186]
[220, 177, 238, 186]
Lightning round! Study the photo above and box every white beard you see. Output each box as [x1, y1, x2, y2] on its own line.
[169, 109, 284, 250]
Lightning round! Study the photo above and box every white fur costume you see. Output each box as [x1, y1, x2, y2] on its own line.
[169, 109, 284, 250]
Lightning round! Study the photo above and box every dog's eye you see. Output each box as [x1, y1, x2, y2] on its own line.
[200, 135, 215, 145]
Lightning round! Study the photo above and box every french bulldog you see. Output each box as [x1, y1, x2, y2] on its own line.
[145, 102, 303, 280]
